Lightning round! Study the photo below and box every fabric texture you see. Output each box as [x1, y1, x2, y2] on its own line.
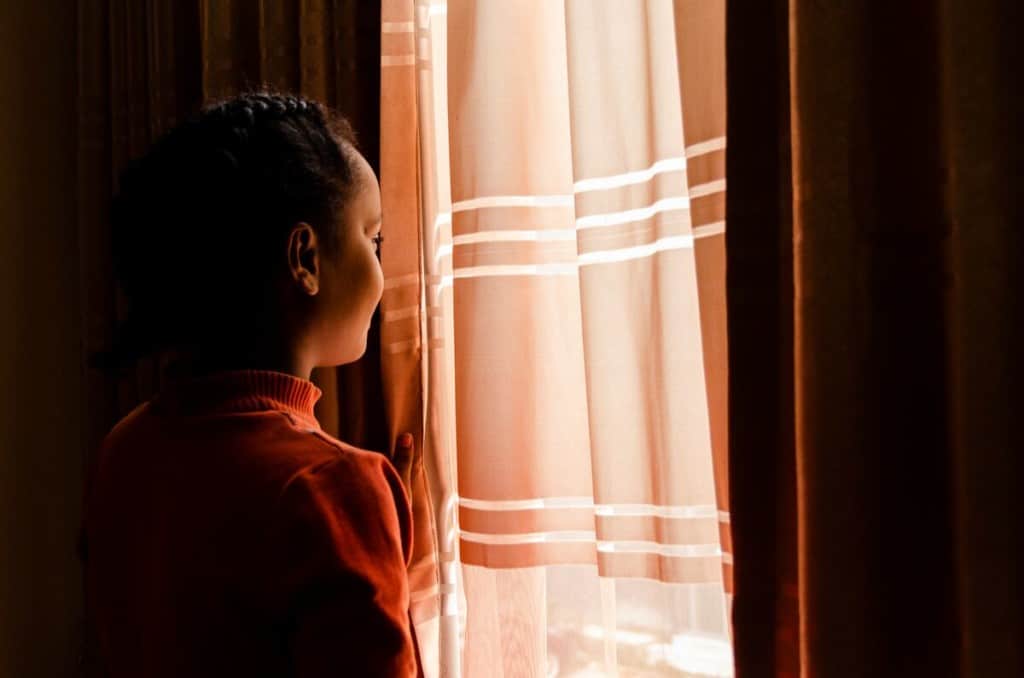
[84, 370, 418, 677]
[378, 1, 731, 675]
[726, 1, 1024, 677]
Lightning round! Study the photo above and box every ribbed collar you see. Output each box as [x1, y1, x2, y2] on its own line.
[155, 370, 322, 430]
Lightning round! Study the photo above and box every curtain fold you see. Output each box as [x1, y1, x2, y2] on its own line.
[379, 2, 458, 674]
[381, 1, 731, 675]
[945, 2, 1024, 674]
[726, 1, 1024, 676]
[724, 2, 798, 676]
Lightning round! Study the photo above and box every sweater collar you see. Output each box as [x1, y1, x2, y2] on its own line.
[156, 370, 322, 430]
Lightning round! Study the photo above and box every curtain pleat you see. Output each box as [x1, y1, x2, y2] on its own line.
[382, 1, 732, 674]
[724, 1, 799, 675]
[727, 1, 1024, 676]
[672, 0, 731, 594]
[945, 2, 1024, 674]
[379, 2, 457, 674]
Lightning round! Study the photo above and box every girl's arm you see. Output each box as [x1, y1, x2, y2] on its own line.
[257, 450, 417, 677]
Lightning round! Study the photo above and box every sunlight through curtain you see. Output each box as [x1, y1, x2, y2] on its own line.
[378, 2, 730, 675]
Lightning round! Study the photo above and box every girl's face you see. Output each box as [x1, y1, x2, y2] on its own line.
[308, 150, 384, 366]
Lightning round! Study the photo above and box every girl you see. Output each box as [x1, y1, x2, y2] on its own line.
[84, 92, 420, 677]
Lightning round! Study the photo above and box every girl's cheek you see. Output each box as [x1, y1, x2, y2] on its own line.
[372, 258, 384, 303]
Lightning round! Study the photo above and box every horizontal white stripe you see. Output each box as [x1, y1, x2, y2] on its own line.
[441, 558, 459, 585]
[410, 582, 458, 604]
[717, 510, 730, 524]
[383, 273, 420, 290]
[382, 305, 419, 322]
[408, 556, 437, 578]
[447, 183, 715, 227]
[410, 584, 438, 603]
[433, 212, 452, 242]
[433, 243, 453, 261]
[459, 496, 727, 520]
[451, 229, 576, 245]
[573, 156, 687, 194]
[412, 609, 461, 624]
[452, 194, 574, 211]
[460, 530, 596, 545]
[575, 196, 690, 229]
[440, 492, 458, 517]
[578, 234, 693, 266]
[381, 21, 415, 33]
[450, 263, 578, 279]
[430, 276, 453, 296]
[459, 495, 594, 511]
[407, 551, 457, 585]
[595, 503, 718, 519]
[596, 541, 722, 558]
[689, 179, 727, 199]
[381, 54, 416, 67]
[685, 136, 727, 158]
[386, 338, 420, 354]
[446, 223, 721, 251]
[461, 530, 727, 558]
[693, 220, 726, 238]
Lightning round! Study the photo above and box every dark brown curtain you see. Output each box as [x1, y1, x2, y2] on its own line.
[727, 1, 1023, 677]
[77, 0, 386, 471]
[77, 3, 384, 672]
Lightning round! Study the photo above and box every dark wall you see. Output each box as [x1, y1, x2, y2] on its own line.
[0, 2, 84, 675]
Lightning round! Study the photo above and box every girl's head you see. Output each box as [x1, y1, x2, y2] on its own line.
[108, 91, 383, 373]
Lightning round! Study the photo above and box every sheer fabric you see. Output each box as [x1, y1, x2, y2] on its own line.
[379, 1, 730, 676]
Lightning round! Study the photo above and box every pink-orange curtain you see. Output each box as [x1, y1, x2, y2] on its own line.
[378, 2, 459, 674]
[379, 1, 730, 675]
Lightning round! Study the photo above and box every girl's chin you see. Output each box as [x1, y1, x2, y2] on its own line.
[317, 335, 369, 368]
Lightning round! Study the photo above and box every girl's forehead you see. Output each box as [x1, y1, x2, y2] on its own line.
[349, 148, 378, 185]
[341, 164, 381, 221]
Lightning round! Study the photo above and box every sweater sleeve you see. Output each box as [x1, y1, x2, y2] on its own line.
[258, 449, 416, 678]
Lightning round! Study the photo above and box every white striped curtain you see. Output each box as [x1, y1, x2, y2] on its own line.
[378, 1, 730, 676]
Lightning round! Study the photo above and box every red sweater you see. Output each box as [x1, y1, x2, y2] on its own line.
[84, 370, 418, 677]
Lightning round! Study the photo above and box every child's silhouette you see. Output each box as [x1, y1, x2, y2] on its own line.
[84, 92, 420, 677]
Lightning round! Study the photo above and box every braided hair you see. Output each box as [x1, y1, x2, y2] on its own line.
[102, 91, 360, 368]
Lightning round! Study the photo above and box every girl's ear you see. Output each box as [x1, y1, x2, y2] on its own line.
[286, 222, 320, 296]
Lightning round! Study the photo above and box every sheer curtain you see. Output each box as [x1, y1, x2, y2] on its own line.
[378, 1, 730, 675]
